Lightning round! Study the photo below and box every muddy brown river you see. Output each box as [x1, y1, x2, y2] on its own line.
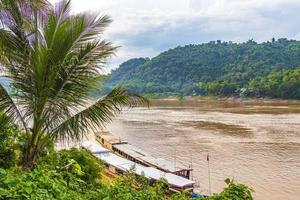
[106, 98, 300, 200]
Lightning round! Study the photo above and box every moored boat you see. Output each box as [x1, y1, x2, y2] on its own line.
[95, 131, 193, 179]
[81, 141, 195, 193]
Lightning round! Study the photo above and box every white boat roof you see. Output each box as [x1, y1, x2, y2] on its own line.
[95, 151, 195, 188]
[113, 143, 191, 172]
[122, 163, 195, 188]
[81, 141, 110, 154]
[97, 152, 133, 168]
[81, 141, 194, 188]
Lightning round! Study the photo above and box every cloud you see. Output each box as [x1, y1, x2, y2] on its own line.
[49, 0, 300, 70]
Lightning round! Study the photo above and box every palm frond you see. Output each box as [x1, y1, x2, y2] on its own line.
[74, 14, 112, 45]
[47, 87, 148, 143]
[0, 109, 12, 130]
[0, 29, 28, 65]
[0, 83, 28, 132]
[35, 6, 117, 129]
[48, 41, 116, 105]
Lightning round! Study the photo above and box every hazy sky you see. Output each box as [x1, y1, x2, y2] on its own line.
[49, 0, 300, 69]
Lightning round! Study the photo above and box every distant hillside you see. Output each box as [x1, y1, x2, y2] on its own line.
[107, 39, 300, 99]
[109, 57, 150, 86]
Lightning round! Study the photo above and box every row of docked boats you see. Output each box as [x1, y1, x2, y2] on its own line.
[81, 131, 196, 193]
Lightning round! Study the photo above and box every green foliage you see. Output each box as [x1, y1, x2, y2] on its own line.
[0, 149, 167, 200]
[142, 92, 183, 99]
[103, 170, 167, 200]
[199, 179, 254, 200]
[38, 148, 104, 184]
[200, 81, 240, 96]
[108, 39, 300, 99]
[0, 112, 25, 169]
[245, 68, 300, 99]
[0, 167, 81, 200]
[0, 149, 105, 199]
[108, 58, 150, 87]
[169, 190, 191, 200]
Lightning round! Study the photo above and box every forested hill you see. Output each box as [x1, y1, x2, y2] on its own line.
[107, 39, 300, 99]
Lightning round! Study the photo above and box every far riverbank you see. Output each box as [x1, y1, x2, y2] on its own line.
[148, 96, 300, 114]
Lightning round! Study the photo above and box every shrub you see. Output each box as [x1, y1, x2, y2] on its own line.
[38, 148, 104, 185]
[0, 149, 105, 200]
[0, 112, 25, 169]
[200, 179, 254, 200]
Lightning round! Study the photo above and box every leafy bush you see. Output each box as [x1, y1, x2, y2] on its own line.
[0, 168, 78, 200]
[38, 148, 104, 185]
[0, 148, 106, 200]
[199, 179, 254, 200]
[104, 171, 167, 200]
[0, 112, 25, 169]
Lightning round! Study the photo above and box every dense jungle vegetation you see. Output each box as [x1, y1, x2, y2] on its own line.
[107, 39, 300, 99]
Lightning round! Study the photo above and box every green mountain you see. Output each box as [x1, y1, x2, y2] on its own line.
[107, 39, 300, 99]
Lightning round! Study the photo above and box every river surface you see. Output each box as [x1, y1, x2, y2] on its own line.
[105, 98, 300, 200]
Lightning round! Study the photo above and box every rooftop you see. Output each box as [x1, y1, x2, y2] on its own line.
[81, 141, 110, 154]
[96, 152, 195, 188]
[82, 141, 195, 188]
[95, 131, 127, 145]
[113, 143, 191, 172]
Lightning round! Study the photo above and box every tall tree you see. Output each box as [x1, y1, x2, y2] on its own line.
[0, 0, 146, 169]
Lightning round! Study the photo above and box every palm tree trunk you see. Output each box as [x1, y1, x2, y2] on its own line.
[23, 138, 42, 170]
[22, 123, 43, 170]
[23, 139, 37, 170]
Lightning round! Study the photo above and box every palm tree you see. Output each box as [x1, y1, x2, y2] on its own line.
[0, 0, 147, 169]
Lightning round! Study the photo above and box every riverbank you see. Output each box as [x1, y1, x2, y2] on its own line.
[147, 96, 300, 114]
[149, 95, 300, 104]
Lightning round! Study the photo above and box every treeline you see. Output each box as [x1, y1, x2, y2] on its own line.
[197, 68, 300, 99]
[107, 39, 300, 99]
[247, 68, 300, 99]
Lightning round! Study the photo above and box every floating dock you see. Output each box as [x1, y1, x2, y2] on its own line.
[95, 131, 192, 179]
[81, 141, 195, 193]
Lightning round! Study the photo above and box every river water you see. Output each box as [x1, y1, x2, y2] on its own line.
[106, 98, 300, 200]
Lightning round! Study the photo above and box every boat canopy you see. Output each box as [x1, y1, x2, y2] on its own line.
[81, 141, 110, 154]
[113, 143, 191, 172]
[82, 141, 195, 188]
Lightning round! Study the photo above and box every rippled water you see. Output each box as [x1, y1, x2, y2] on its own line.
[106, 98, 300, 200]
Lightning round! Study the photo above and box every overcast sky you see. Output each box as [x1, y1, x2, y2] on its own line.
[50, 0, 300, 70]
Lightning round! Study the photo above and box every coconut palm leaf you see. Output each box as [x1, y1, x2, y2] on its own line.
[48, 87, 148, 143]
[0, 83, 28, 132]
